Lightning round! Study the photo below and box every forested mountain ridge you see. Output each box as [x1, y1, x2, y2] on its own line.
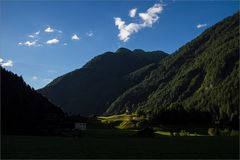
[39, 49, 168, 115]
[39, 12, 239, 129]
[106, 12, 239, 129]
[1, 67, 64, 135]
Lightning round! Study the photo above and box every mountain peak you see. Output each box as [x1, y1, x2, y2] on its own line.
[39, 48, 168, 115]
[133, 49, 145, 53]
[115, 47, 132, 54]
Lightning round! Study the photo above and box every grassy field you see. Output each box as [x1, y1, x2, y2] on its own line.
[98, 114, 209, 136]
[2, 133, 239, 159]
[98, 114, 144, 124]
[2, 114, 239, 159]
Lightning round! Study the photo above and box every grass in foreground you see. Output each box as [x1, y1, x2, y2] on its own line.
[2, 134, 239, 159]
[2, 114, 238, 159]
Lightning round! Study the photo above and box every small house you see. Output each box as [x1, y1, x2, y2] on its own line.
[71, 115, 88, 131]
[75, 122, 87, 130]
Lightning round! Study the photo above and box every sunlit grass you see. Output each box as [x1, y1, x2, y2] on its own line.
[155, 131, 206, 136]
[98, 114, 210, 136]
[155, 131, 171, 136]
[115, 120, 136, 129]
[98, 114, 144, 125]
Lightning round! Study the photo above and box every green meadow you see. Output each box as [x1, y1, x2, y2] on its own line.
[2, 134, 239, 159]
[98, 114, 209, 136]
[2, 114, 239, 159]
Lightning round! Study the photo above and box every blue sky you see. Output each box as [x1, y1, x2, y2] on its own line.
[0, 0, 239, 89]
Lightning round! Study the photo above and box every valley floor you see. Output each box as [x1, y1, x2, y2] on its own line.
[2, 132, 239, 159]
[2, 114, 239, 159]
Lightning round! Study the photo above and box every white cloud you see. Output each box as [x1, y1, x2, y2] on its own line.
[28, 31, 40, 38]
[32, 76, 38, 80]
[114, 3, 164, 42]
[63, 43, 68, 46]
[0, 58, 13, 67]
[18, 40, 41, 47]
[129, 8, 137, 18]
[28, 35, 35, 38]
[25, 41, 36, 46]
[114, 18, 141, 42]
[46, 38, 59, 44]
[1, 60, 13, 67]
[45, 26, 63, 34]
[45, 27, 54, 32]
[35, 31, 40, 35]
[86, 31, 93, 37]
[18, 26, 64, 47]
[72, 34, 80, 40]
[139, 3, 163, 27]
[196, 23, 207, 29]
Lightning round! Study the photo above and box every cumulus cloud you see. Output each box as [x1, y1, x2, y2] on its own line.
[28, 35, 35, 38]
[18, 26, 64, 47]
[196, 23, 207, 29]
[139, 3, 163, 27]
[35, 31, 40, 35]
[114, 18, 141, 42]
[18, 40, 41, 47]
[72, 34, 80, 40]
[24, 41, 37, 46]
[32, 76, 38, 80]
[114, 3, 164, 42]
[63, 43, 68, 46]
[28, 31, 40, 38]
[0, 58, 13, 67]
[86, 31, 93, 37]
[129, 8, 137, 18]
[45, 27, 54, 32]
[46, 38, 59, 44]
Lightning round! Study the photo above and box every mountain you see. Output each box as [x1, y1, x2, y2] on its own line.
[39, 49, 168, 115]
[1, 67, 64, 135]
[106, 12, 239, 129]
[39, 12, 239, 129]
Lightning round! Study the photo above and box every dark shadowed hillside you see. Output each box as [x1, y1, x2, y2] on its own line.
[39, 49, 168, 115]
[38, 12, 239, 129]
[1, 68, 64, 135]
[106, 12, 239, 129]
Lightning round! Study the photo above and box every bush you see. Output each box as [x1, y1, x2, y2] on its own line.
[136, 127, 155, 137]
[208, 128, 220, 136]
[136, 119, 149, 129]
[208, 128, 216, 136]
[179, 130, 190, 136]
[220, 128, 231, 136]
[136, 109, 146, 117]
[230, 130, 239, 136]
